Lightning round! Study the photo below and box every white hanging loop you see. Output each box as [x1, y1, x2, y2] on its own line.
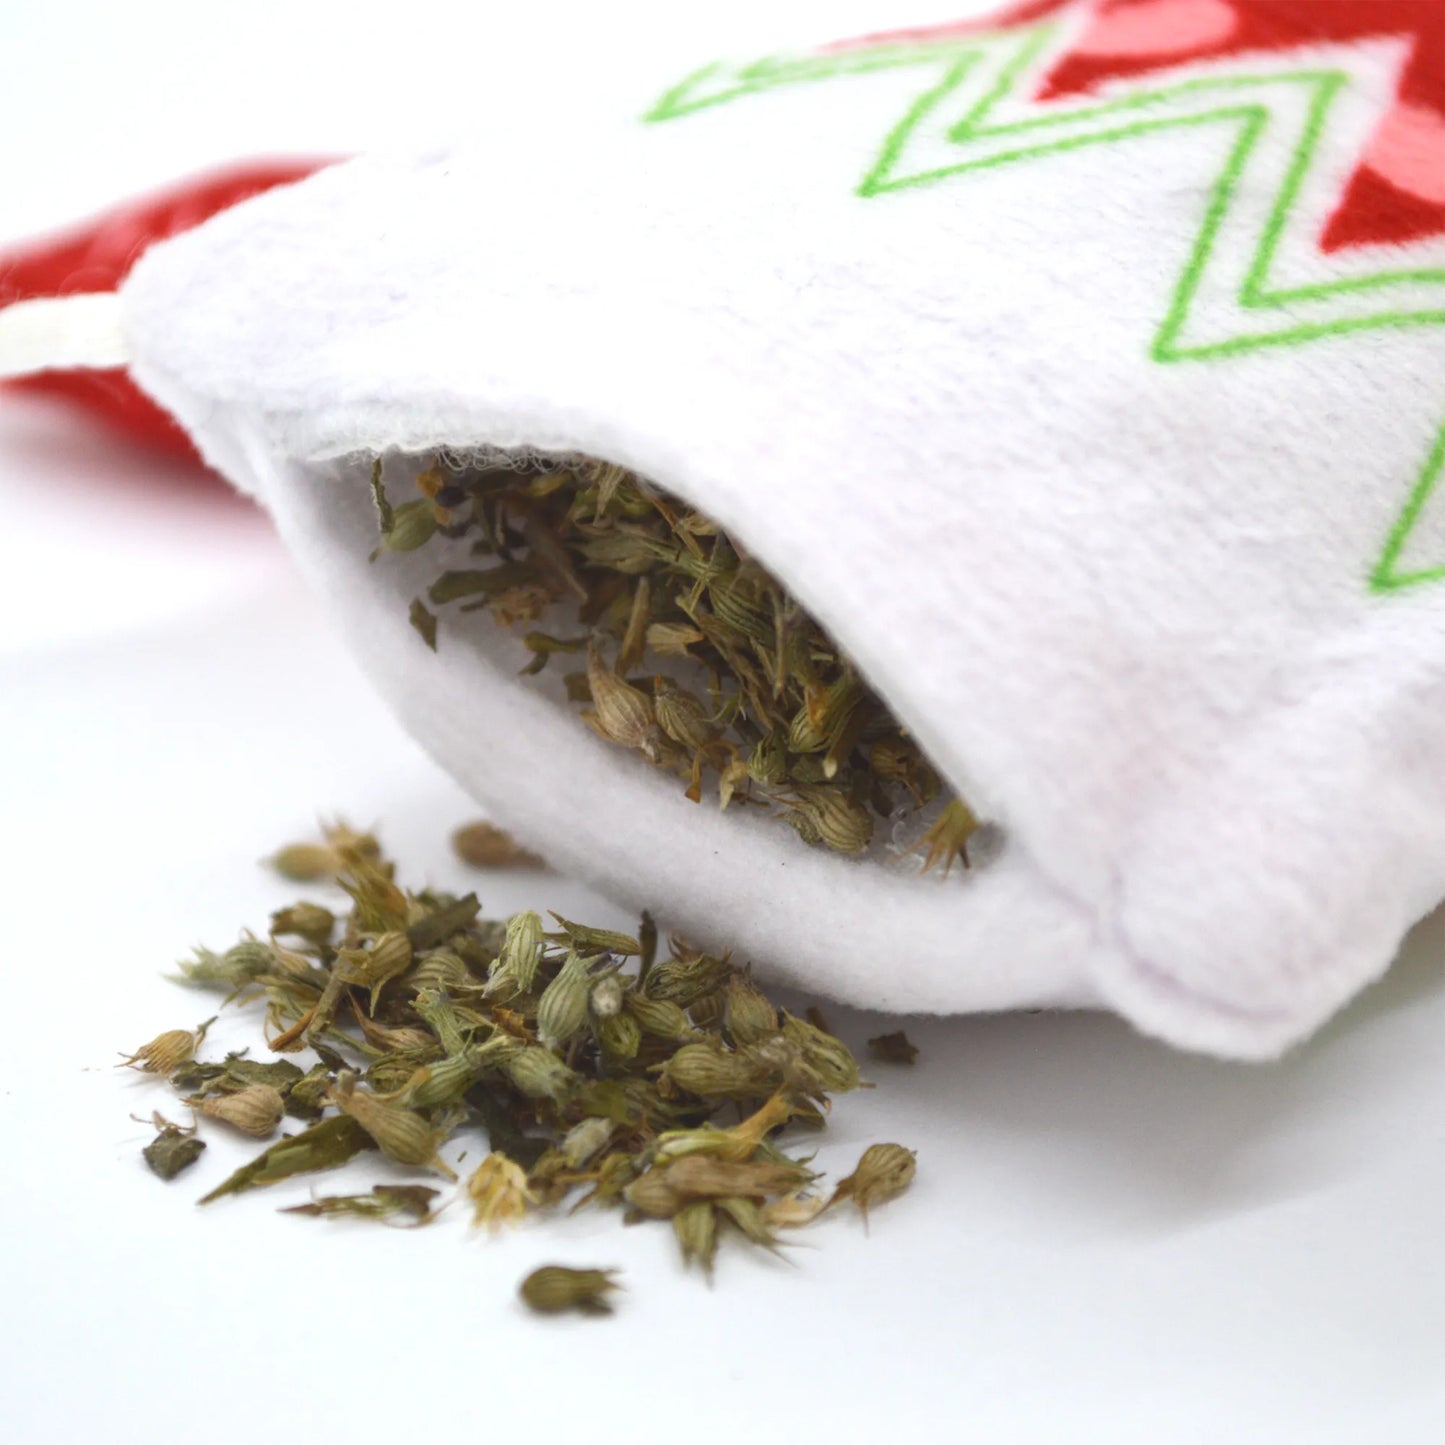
[0, 293, 128, 378]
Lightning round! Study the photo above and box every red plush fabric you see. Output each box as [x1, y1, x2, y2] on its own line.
[0, 158, 331, 456]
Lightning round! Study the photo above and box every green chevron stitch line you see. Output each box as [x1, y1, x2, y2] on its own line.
[644, 22, 1445, 587]
[1370, 425, 1445, 594]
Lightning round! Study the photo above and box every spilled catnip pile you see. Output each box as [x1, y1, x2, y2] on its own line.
[376, 452, 980, 872]
[127, 822, 919, 1315]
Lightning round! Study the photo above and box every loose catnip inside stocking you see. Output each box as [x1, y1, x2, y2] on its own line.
[372, 452, 981, 872]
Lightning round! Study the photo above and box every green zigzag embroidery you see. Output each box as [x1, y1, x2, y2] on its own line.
[644, 23, 1445, 591]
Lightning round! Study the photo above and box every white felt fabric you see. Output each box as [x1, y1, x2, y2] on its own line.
[56, 8, 1445, 1058]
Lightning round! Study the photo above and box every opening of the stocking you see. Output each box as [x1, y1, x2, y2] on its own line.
[350, 443, 1005, 882]
[258, 438, 1103, 1023]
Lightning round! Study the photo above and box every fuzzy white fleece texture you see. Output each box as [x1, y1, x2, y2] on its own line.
[11, 9, 1445, 1059]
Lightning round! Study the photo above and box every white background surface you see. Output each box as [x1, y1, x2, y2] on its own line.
[2, 3, 1443, 1441]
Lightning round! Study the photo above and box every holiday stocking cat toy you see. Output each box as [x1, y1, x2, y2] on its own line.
[2, 0, 1443, 1060]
